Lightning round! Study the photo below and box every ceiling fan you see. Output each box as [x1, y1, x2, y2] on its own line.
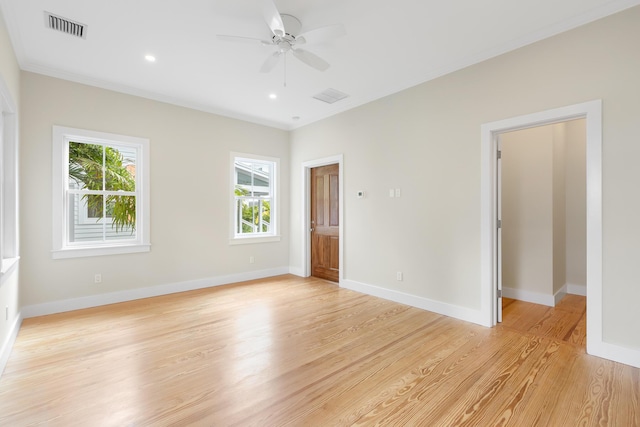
[217, 0, 346, 73]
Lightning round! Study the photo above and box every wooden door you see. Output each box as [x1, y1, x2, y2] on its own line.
[311, 164, 339, 282]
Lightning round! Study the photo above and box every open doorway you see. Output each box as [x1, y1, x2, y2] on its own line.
[497, 119, 587, 348]
[480, 100, 604, 360]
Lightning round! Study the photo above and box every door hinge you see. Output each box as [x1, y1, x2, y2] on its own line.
[497, 219, 502, 229]
[497, 289, 502, 298]
[497, 150, 502, 160]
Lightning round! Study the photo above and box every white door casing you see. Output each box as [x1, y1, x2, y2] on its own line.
[481, 100, 602, 353]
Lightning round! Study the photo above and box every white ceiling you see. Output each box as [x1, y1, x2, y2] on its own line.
[1, 0, 638, 130]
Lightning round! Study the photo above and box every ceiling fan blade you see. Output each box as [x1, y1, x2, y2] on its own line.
[260, 51, 282, 73]
[291, 48, 330, 72]
[217, 34, 273, 46]
[296, 24, 346, 45]
[263, 0, 285, 37]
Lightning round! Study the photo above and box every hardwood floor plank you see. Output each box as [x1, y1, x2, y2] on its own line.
[500, 294, 587, 350]
[1, 276, 638, 426]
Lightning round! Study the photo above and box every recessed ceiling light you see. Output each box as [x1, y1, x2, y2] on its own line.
[144, 54, 156, 62]
[269, 93, 277, 100]
[292, 116, 300, 121]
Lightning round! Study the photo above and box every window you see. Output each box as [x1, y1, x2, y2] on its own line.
[231, 153, 279, 243]
[52, 126, 150, 258]
[0, 79, 19, 276]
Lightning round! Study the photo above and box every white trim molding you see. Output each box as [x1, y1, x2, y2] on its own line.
[342, 279, 486, 326]
[481, 100, 603, 326]
[288, 266, 305, 277]
[0, 311, 22, 376]
[0, 69, 19, 275]
[502, 287, 557, 307]
[567, 283, 587, 296]
[481, 101, 601, 326]
[502, 284, 580, 307]
[481, 100, 640, 368]
[481, 101, 601, 327]
[21, 267, 289, 319]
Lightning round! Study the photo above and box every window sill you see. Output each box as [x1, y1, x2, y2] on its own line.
[0, 257, 20, 276]
[52, 243, 151, 259]
[229, 235, 281, 245]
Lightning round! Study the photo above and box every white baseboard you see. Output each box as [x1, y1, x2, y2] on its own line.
[0, 311, 23, 376]
[503, 285, 580, 307]
[588, 340, 640, 369]
[567, 283, 587, 296]
[502, 283, 587, 307]
[341, 279, 486, 326]
[288, 266, 305, 277]
[502, 286, 556, 307]
[555, 284, 568, 306]
[21, 267, 290, 319]
[11, 271, 639, 370]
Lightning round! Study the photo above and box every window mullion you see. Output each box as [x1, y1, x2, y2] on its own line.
[237, 198, 241, 234]
[69, 189, 136, 196]
[101, 146, 106, 242]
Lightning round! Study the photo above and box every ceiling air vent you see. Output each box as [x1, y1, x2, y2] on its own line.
[312, 88, 349, 104]
[44, 11, 87, 39]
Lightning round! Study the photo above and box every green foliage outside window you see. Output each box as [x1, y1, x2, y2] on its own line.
[235, 188, 271, 233]
[69, 142, 136, 232]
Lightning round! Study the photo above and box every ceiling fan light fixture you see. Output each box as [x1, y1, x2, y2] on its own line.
[220, 0, 343, 74]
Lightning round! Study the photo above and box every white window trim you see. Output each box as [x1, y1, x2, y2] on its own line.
[0, 75, 19, 279]
[52, 126, 151, 259]
[229, 152, 280, 245]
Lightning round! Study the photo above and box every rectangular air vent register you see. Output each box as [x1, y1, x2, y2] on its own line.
[44, 11, 87, 39]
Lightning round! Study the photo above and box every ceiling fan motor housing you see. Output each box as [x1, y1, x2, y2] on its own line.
[272, 15, 302, 52]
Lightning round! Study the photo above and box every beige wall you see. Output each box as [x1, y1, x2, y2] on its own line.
[0, 6, 20, 366]
[501, 124, 555, 297]
[552, 124, 567, 295]
[290, 6, 640, 349]
[500, 120, 584, 301]
[19, 72, 290, 307]
[565, 120, 587, 290]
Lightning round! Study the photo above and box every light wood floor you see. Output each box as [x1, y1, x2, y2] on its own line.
[500, 295, 587, 349]
[1, 276, 638, 426]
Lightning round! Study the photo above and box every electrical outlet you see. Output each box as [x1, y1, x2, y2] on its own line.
[94, 273, 102, 284]
[249, 256, 255, 264]
[396, 271, 403, 281]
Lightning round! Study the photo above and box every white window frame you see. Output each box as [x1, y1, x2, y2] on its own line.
[52, 126, 151, 259]
[230, 152, 280, 245]
[0, 77, 19, 277]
